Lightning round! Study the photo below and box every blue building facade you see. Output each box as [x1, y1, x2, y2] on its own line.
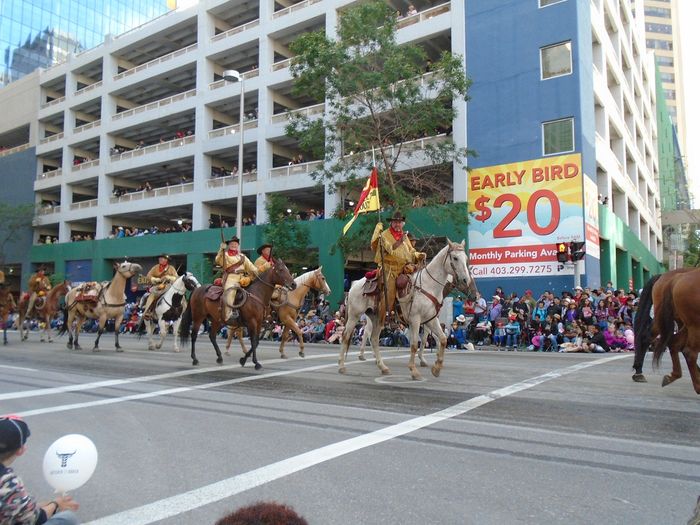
[1, 0, 170, 86]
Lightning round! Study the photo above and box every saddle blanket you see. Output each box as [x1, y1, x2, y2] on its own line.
[205, 285, 223, 301]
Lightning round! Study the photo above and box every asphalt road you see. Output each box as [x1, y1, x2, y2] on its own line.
[1, 331, 699, 525]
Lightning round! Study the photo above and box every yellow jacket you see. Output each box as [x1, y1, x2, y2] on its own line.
[371, 224, 422, 270]
[254, 255, 273, 273]
[146, 264, 178, 285]
[215, 247, 259, 278]
[29, 274, 51, 293]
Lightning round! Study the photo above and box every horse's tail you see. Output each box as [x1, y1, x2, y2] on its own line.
[652, 277, 676, 370]
[57, 303, 69, 337]
[179, 301, 193, 347]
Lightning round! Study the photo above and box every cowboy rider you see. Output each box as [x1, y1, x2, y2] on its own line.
[25, 266, 52, 317]
[371, 211, 426, 318]
[0, 269, 16, 313]
[215, 236, 259, 324]
[141, 254, 178, 319]
[254, 243, 274, 273]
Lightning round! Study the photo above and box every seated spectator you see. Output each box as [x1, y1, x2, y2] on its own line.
[493, 320, 506, 348]
[407, 4, 418, 16]
[504, 315, 521, 349]
[474, 316, 492, 346]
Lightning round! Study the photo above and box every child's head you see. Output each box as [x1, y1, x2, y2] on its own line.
[0, 415, 30, 463]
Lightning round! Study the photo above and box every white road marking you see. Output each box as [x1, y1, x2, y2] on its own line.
[0, 349, 378, 402]
[0, 364, 38, 372]
[84, 354, 630, 525]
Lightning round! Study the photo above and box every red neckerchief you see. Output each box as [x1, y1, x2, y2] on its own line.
[263, 254, 272, 262]
[158, 263, 168, 272]
[389, 227, 403, 241]
[227, 250, 239, 257]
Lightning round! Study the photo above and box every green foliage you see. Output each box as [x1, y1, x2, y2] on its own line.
[286, 0, 473, 201]
[263, 194, 317, 269]
[683, 229, 700, 267]
[0, 203, 34, 264]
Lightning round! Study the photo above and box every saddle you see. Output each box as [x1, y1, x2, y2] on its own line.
[205, 284, 223, 301]
[362, 269, 381, 297]
[396, 273, 413, 299]
[76, 282, 100, 303]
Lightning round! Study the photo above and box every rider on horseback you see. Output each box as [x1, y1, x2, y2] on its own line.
[142, 255, 178, 320]
[254, 243, 274, 273]
[215, 236, 259, 324]
[25, 266, 51, 317]
[371, 211, 426, 319]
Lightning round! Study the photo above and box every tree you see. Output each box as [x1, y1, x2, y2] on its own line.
[262, 194, 317, 271]
[285, 1, 472, 256]
[683, 228, 700, 267]
[0, 203, 34, 266]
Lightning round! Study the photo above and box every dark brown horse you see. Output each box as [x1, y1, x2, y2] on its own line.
[18, 281, 71, 343]
[0, 288, 17, 345]
[634, 268, 700, 394]
[179, 258, 296, 368]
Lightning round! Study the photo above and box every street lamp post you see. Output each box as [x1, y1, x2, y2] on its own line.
[223, 69, 245, 243]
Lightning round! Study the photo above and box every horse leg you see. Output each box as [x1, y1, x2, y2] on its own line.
[370, 318, 390, 375]
[418, 330, 429, 367]
[46, 317, 53, 343]
[172, 319, 181, 352]
[279, 325, 290, 359]
[114, 315, 124, 351]
[93, 315, 107, 351]
[339, 310, 360, 374]
[292, 322, 305, 358]
[251, 331, 262, 370]
[428, 318, 448, 378]
[662, 347, 683, 387]
[190, 320, 201, 366]
[237, 328, 248, 355]
[156, 320, 166, 350]
[408, 321, 422, 381]
[208, 320, 223, 364]
[358, 319, 370, 361]
[73, 316, 82, 350]
[681, 347, 700, 394]
[225, 328, 234, 355]
[146, 320, 155, 350]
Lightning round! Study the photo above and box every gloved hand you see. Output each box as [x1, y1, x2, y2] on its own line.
[152, 277, 162, 284]
[373, 222, 384, 234]
[219, 242, 227, 250]
[416, 252, 427, 263]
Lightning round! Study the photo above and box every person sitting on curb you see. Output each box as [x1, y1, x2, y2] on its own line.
[0, 415, 80, 525]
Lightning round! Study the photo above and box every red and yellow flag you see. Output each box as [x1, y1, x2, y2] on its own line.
[342, 167, 381, 235]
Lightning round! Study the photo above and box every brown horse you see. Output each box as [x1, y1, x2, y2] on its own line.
[179, 258, 296, 368]
[226, 267, 331, 359]
[58, 262, 142, 351]
[17, 281, 71, 343]
[1, 289, 18, 345]
[634, 268, 700, 394]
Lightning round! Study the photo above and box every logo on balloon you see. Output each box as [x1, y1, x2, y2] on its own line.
[43, 434, 98, 493]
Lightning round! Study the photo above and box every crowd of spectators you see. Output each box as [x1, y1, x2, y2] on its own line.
[110, 130, 193, 157]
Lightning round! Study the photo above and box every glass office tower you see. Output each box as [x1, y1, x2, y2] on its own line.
[1, 0, 171, 86]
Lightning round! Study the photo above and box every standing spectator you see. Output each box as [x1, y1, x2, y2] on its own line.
[452, 296, 463, 321]
[407, 4, 418, 16]
[473, 291, 487, 319]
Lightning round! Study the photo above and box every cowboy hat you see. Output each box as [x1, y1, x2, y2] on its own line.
[456, 314, 466, 323]
[388, 211, 405, 222]
[256, 243, 273, 255]
[227, 236, 240, 244]
[158, 254, 171, 261]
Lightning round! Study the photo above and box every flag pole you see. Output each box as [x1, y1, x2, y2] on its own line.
[373, 148, 390, 327]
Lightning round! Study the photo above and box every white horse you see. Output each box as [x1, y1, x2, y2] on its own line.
[143, 272, 200, 352]
[340, 239, 477, 380]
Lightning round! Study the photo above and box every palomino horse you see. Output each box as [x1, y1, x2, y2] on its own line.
[0, 289, 17, 345]
[226, 267, 331, 359]
[17, 281, 71, 343]
[179, 258, 296, 368]
[634, 268, 700, 394]
[59, 262, 142, 351]
[141, 272, 200, 352]
[340, 239, 477, 379]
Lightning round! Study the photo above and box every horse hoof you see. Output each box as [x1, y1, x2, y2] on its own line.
[339, 366, 347, 374]
[411, 372, 422, 381]
[173, 349, 181, 353]
[116, 348, 124, 353]
[48, 339, 53, 343]
[156, 344, 162, 350]
[66, 343, 73, 350]
[148, 345, 155, 351]
[74, 344, 82, 351]
[217, 357, 223, 364]
[381, 368, 391, 376]
[254, 363, 262, 371]
[419, 361, 428, 368]
[192, 359, 199, 366]
[92, 347, 100, 352]
[299, 351, 305, 358]
[662, 375, 672, 387]
[431, 366, 441, 378]
[358, 355, 366, 361]
[280, 354, 288, 359]
[239, 357, 246, 367]
[632, 373, 647, 383]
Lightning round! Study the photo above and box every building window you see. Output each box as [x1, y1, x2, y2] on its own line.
[645, 22, 672, 34]
[660, 72, 675, 83]
[540, 41, 572, 79]
[656, 55, 673, 67]
[539, 0, 566, 6]
[542, 118, 574, 155]
[644, 6, 671, 18]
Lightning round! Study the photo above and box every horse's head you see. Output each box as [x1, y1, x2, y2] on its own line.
[114, 261, 142, 278]
[183, 272, 201, 291]
[444, 238, 478, 300]
[312, 266, 332, 296]
[270, 258, 297, 290]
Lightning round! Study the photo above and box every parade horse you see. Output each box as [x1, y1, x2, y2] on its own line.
[226, 267, 332, 359]
[0, 289, 18, 345]
[59, 261, 142, 351]
[17, 281, 71, 343]
[633, 268, 700, 394]
[340, 239, 477, 379]
[140, 272, 200, 352]
[179, 258, 296, 368]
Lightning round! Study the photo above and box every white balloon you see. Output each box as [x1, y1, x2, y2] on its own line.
[43, 434, 98, 493]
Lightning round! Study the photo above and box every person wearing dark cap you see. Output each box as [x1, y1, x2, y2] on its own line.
[0, 415, 80, 524]
[25, 266, 52, 319]
[370, 211, 426, 319]
[142, 254, 178, 319]
[254, 243, 274, 273]
[215, 236, 259, 324]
